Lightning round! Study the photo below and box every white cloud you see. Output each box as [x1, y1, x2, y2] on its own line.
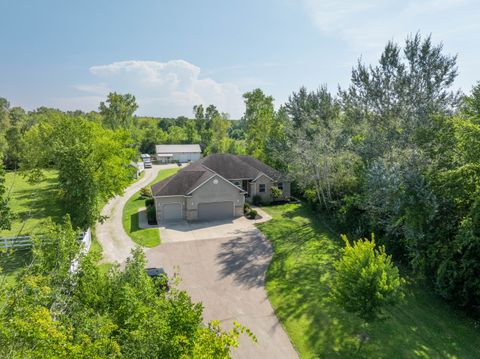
[302, 0, 476, 58]
[72, 59, 245, 118]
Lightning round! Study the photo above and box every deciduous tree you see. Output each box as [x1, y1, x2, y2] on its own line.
[99, 92, 138, 130]
[332, 235, 404, 321]
[22, 113, 136, 228]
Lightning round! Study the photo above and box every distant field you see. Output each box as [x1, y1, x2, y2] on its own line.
[0, 170, 63, 237]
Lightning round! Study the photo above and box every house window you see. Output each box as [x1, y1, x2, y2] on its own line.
[259, 184, 266, 193]
[232, 181, 241, 187]
[278, 182, 283, 190]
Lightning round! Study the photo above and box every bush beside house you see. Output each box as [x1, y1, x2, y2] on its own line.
[145, 198, 157, 225]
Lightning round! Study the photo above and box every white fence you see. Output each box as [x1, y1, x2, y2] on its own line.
[69, 228, 91, 273]
[0, 229, 92, 252]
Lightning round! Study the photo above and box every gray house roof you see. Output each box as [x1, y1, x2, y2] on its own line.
[152, 154, 284, 197]
[151, 164, 213, 196]
[155, 144, 201, 154]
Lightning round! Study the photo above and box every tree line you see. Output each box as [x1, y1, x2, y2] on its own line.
[1, 32, 479, 319]
[256, 34, 480, 316]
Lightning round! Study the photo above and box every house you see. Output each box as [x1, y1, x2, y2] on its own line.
[151, 153, 290, 222]
[155, 144, 202, 163]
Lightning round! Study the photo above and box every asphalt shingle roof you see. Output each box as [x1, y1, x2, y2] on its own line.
[151, 154, 283, 196]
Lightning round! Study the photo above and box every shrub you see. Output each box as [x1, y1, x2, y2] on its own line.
[140, 186, 152, 198]
[332, 234, 404, 322]
[271, 186, 283, 200]
[247, 209, 257, 219]
[147, 205, 157, 225]
[252, 195, 262, 206]
[145, 198, 154, 207]
[243, 203, 251, 213]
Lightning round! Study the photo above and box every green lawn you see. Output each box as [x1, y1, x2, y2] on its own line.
[0, 170, 63, 237]
[90, 230, 114, 274]
[122, 167, 179, 247]
[258, 203, 480, 359]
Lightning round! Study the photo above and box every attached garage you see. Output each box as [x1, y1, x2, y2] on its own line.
[162, 203, 183, 222]
[197, 201, 234, 221]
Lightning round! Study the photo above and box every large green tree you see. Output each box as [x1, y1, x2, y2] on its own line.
[4, 106, 30, 169]
[22, 113, 136, 228]
[242, 89, 275, 162]
[0, 98, 10, 155]
[99, 92, 138, 130]
[340, 33, 459, 161]
[0, 218, 253, 357]
[0, 161, 12, 230]
[284, 86, 359, 210]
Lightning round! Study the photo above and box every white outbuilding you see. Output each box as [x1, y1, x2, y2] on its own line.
[155, 144, 202, 163]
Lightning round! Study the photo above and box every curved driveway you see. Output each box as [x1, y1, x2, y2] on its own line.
[96, 164, 177, 264]
[97, 164, 299, 358]
[146, 229, 299, 359]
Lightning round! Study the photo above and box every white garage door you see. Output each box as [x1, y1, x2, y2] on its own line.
[163, 203, 182, 221]
[198, 201, 234, 221]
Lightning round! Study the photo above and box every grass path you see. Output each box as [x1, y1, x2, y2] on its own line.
[122, 167, 179, 247]
[258, 203, 480, 358]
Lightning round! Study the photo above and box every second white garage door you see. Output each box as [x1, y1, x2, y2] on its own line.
[197, 201, 234, 221]
[163, 203, 183, 222]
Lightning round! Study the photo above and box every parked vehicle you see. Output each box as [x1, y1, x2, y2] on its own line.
[141, 154, 152, 168]
[145, 267, 169, 291]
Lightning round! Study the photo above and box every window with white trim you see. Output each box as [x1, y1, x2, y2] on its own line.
[259, 184, 266, 193]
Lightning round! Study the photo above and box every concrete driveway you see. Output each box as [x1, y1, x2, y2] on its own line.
[96, 163, 178, 264]
[158, 209, 272, 243]
[145, 230, 298, 359]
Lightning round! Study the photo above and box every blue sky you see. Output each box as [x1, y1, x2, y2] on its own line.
[1, 0, 479, 118]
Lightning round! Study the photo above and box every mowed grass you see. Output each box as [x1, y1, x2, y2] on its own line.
[258, 203, 480, 359]
[0, 170, 63, 237]
[122, 167, 179, 247]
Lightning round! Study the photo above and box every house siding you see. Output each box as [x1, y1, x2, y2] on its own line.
[156, 152, 201, 163]
[187, 175, 244, 220]
[278, 181, 291, 199]
[254, 175, 273, 203]
[247, 178, 291, 203]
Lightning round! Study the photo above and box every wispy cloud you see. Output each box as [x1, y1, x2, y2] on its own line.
[74, 83, 109, 95]
[302, 0, 475, 57]
[69, 59, 245, 118]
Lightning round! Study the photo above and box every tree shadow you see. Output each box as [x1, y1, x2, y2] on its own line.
[130, 212, 140, 233]
[215, 234, 273, 289]
[256, 204, 480, 358]
[0, 247, 33, 276]
[13, 183, 63, 222]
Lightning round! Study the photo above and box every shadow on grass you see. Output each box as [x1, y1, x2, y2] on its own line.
[14, 184, 63, 222]
[258, 204, 362, 358]
[128, 196, 144, 233]
[257, 203, 480, 358]
[0, 248, 32, 278]
[216, 234, 273, 289]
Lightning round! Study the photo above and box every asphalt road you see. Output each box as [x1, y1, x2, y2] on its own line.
[146, 234, 299, 359]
